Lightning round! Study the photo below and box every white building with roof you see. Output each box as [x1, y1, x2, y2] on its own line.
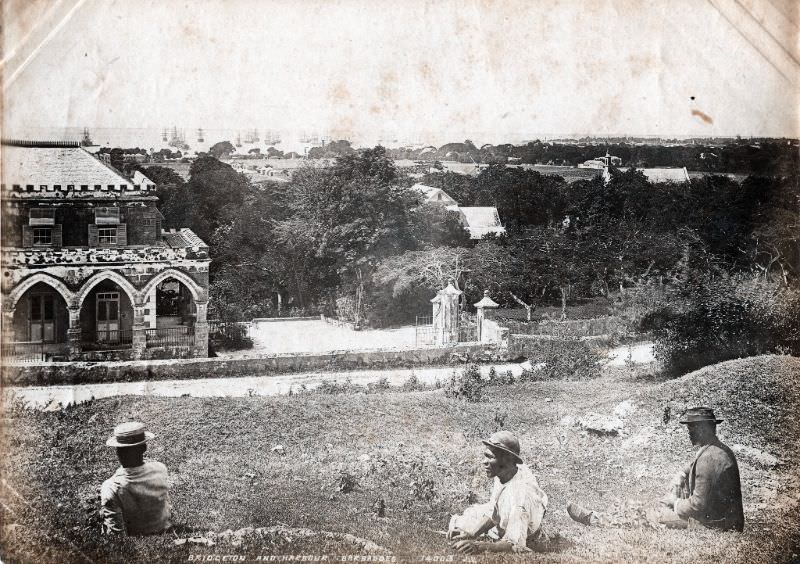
[447, 205, 506, 239]
[411, 182, 459, 206]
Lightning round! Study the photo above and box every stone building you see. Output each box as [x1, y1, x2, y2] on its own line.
[1, 140, 209, 361]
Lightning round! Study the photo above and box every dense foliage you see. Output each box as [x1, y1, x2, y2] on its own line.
[145, 143, 798, 369]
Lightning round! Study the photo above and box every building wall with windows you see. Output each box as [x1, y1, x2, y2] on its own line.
[0, 141, 210, 362]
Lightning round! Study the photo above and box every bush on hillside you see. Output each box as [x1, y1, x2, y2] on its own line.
[443, 364, 485, 402]
[654, 275, 800, 376]
[513, 338, 603, 380]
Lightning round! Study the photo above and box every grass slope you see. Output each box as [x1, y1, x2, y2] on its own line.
[1, 355, 798, 563]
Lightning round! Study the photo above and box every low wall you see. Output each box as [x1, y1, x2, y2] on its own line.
[319, 314, 359, 331]
[2, 343, 497, 387]
[506, 333, 609, 359]
[500, 316, 624, 337]
[251, 317, 319, 323]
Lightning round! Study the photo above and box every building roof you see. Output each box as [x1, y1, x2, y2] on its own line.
[450, 206, 506, 239]
[1, 143, 156, 196]
[131, 170, 156, 188]
[162, 228, 208, 250]
[640, 167, 690, 183]
[410, 182, 458, 205]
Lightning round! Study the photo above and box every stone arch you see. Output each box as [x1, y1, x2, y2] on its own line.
[75, 271, 140, 308]
[140, 268, 205, 303]
[7, 273, 74, 309]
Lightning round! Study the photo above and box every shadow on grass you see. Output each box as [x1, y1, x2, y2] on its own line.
[532, 531, 577, 554]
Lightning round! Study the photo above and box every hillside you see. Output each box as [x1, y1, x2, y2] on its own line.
[1, 355, 798, 562]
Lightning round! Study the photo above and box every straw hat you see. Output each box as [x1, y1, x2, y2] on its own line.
[105, 421, 155, 448]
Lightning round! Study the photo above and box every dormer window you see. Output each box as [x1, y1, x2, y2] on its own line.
[54, 185, 61, 190]
[67, 184, 75, 190]
[94, 184, 101, 190]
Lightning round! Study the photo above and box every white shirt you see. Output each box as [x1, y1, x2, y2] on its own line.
[101, 460, 172, 535]
[483, 464, 548, 548]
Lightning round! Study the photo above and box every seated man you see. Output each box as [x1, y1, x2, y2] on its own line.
[568, 407, 744, 532]
[448, 431, 548, 554]
[101, 422, 172, 535]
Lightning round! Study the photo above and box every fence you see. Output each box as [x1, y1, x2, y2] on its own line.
[81, 329, 134, 350]
[145, 326, 195, 348]
[415, 315, 435, 346]
[208, 320, 252, 338]
[1, 341, 69, 363]
[414, 314, 478, 345]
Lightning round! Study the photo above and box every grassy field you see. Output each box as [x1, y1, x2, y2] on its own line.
[1, 355, 799, 563]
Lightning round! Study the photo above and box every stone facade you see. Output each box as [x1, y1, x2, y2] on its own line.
[1, 142, 210, 362]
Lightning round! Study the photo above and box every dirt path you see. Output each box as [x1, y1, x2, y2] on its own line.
[4, 363, 525, 409]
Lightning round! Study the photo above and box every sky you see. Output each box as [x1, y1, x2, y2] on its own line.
[2, 0, 799, 146]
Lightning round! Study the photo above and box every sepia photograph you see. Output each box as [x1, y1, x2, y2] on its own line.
[1, 0, 798, 562]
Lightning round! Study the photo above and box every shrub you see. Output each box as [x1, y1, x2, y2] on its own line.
[367, 377, 390, 392]
[513, 338, 602, 380]
[443, 363, 485, 402]
[317, 379, 358, 394]
[654, 275, 800, 376]
[401, 373, 422, 391]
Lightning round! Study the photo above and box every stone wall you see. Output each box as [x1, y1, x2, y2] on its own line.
[500, 316, 624, 337]
[2, 245, 208, 269]
[505, 333, 609, 360]
[2, 258, 209, 297]
[2, 343, 497, 386]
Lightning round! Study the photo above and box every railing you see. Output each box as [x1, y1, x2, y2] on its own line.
[415, 315, 435, 346]
[208, 320, 252, 338]
[145, 326, 195, 348]
[81, 329, 133, 350]
[1, 341, 69, 363]
[414, 314, 478, 345]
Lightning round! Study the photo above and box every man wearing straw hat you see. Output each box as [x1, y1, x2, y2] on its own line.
[101, 422, 172, 535]
[447, 431, 548, 554]
[567, 406, 744, 532]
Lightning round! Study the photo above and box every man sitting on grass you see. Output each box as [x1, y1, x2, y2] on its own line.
[101, 422, 173, 535]
[447, 431, 549, 554]
[567, 406, 744, 532]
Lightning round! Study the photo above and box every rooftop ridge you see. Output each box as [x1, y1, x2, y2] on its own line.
[2, 139, 80, 148]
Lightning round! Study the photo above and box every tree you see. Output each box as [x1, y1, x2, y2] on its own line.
[186, 156, 250, 242]
[409, 203, 471, 247]
[274, 146, 419, 321]
[208, 141, 235, 159]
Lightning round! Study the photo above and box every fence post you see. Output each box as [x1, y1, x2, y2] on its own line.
[193, 300, 209, 357]
[474, 290, 499, 343]
[67, 305, 82, 360]
[131, 302, 148, 360]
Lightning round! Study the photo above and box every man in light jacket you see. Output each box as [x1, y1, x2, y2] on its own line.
[448, 431, 548, 554]
[101, 421, 172, 535]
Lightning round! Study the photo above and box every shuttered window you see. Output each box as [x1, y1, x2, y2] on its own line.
[89, 223, 126, 247]
[23, 224, 61, 248]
